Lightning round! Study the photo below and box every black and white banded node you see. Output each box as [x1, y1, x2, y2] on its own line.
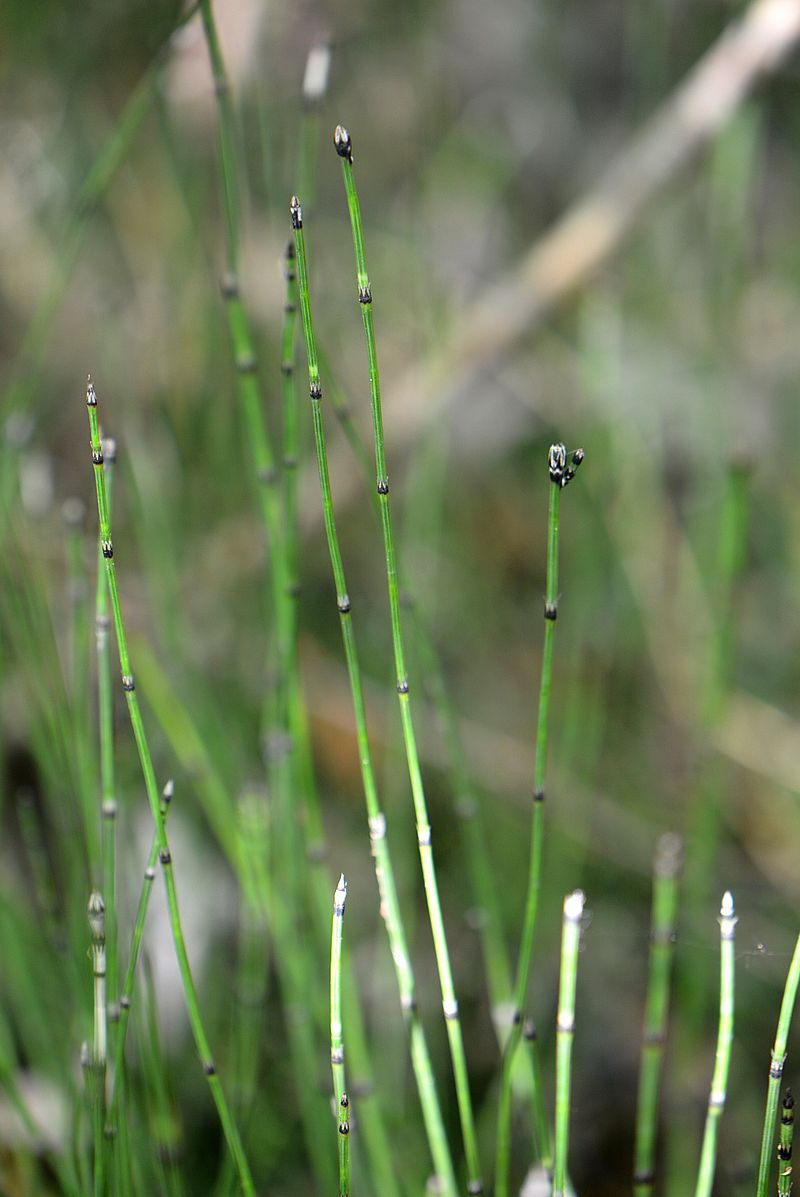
[548, 442, 585, 489]
[86, 376, 98, 407]
[334, 124, 353, 163]
[290, 195, 303, 229]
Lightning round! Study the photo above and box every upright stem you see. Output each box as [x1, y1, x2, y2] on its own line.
[553, 890, 586, 1197]
[334, 124, 482, 1196]
[756, 931, 800, 1197]
[88, 891, 107, 1197]
[85, 380, 255, 1197]
[106, 782, 173, 1135]
[694, 892, 736, 1197]
[292, 198, 457, 1197]
[496, 443, 583, 1196]
[95, 437, 118, 1047]
[633, 833, 682, 1197]
[331, 874, 350, 1197]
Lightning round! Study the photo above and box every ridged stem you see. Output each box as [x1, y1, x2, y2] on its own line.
[755, 932, 800, 1197]
[694, 892, 736, 1197]
[334, 125, 482, 1196]
[633, 833, 682, 1197]
[292, 198, 457, 1197]
[85, 380, 255, 1197]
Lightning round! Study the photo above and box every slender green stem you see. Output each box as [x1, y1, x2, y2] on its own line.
[633, 833, 682, 1197]
[334, 124, 482, 1195]
[331, 874, 350, 1197]
[553, 890, 586, 1197]
[292, 197, 458, 1197]
[85, 380, 255, 1197]
[89, 891, 107, 1197]
[197, 0, 290, 689]
[756, 931, 800, 1197]
[107, 781, 173, 1135]
[694, 892, 736, 1197]
[496, 443, 583, 1196]
[779, 1090, 794, 1197]
[95, 437, 118, 1049]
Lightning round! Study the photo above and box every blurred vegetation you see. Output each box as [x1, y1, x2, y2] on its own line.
[1, 0, 800, 1194]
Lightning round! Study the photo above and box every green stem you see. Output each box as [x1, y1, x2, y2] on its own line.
[95, 437, 118, 1054]
[694, 892, 736, 1197]
[497, 444, 583, 1196]
[85, 380, 255, 1197]
[334, 125, 482, 1195]
[89, 891, 107, 1197]
[633, 833, 682, 1197]
[756, 932, 800, 1197]
[331, 874, 350, 1197]
[106, 781, 173, 1136]
[292, 197, 457, 1197]
[553, 890, 586, 1197]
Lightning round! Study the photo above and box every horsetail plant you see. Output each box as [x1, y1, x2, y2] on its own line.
[331, 874, 350, 1197]
[756, 931, 800, 1197]
[106, 780, 174, 1137]
[694, 891, 736, 1197]
[291, 193, 458, 1197]
[779, 1090, 794, 1197]
[496, 441, 584, 1197]
[553, 890, 586, 1197]
[88, 890, 107, 1197]
[84, 378, 256, 1197]
[333, 123, 483, 1196]
[633, 832, 683, 1197]
[95, 437, 118, 1042]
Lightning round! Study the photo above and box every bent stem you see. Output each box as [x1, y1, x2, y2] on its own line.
[693, 892, 736, 1197]
[292, 197, 457, 1197]
[334, 124, 482, 1196]
[755, 930, 800, 1197]
[85, 379, 255, 1197]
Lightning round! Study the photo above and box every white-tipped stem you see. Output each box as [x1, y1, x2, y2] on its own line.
[553, 890, 586, 1197]
[563, 890, 585, 923]
[88, 891, 107, 1066]
[694, 891, 736, 1197]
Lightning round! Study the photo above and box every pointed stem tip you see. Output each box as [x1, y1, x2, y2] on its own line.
[290, 195, 303, 229]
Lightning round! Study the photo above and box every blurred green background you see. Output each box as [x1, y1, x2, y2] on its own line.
[2, 1, 800, 1194]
